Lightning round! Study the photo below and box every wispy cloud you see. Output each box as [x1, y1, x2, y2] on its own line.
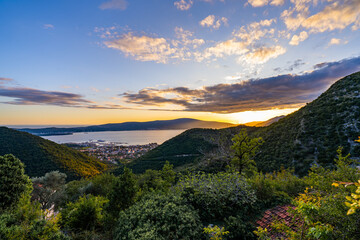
[199, 15, 228, 30]
[274, 59, 305, 72]
[102, 28, 205, 63]
[0, 77, 13, 83]
[248, 0, 284, 7]
[174, 0, 193, 10]
[289, 31, 308, 46]
[328, 38, 348, 46]
[99, 0, 128, 10]
[121, 56, 360, 113]
[104, 33, 176, 63]
[244, 45, 286, 64]
[174, 0, 225, 11]
[0, 83, 126, 109]
[100, 17, 284, 65]
[282, 0, 360, 32]
[43, 24, 54, 30]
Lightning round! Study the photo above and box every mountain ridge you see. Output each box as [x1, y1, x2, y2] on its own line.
[17, 118, 236, 136]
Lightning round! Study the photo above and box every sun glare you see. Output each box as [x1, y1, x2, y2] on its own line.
[227, 108, 300, 124]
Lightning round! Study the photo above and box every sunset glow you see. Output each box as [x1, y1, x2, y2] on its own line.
[1, 0, 359, 125]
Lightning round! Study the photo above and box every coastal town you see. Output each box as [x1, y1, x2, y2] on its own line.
[66, 141, 158, 164]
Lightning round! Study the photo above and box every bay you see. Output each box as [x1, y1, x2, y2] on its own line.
[40, 129, 186, 145]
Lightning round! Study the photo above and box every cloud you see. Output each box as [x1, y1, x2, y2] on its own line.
[328, 38, 348, 46]
[0, 87, 91, 106]
[0, 84, 126, 109]
[173, 27, 205, 49]
[0, 77, 13, 83]
[282, 0, 360, 32]
[302, 0, 360, 33]
[199, 15, 228, 30]
[270, 0, 284, 6]
[43, 24, 54, 30]
[196, 18, 282, 64]
[101, 19, 281, 65]
[104, 33, 176, 63]
[289, 31, 308, 45]
[244, 45, 286, 64]
[248, 0, 284, 7]
[174, 0, 193, 10]
[274, 59, 306, 72]
[199, 39, 249, 61]
[248, 0, 269, 7]
[99, 0, 128, 10]
[233, 18, 276, 45]
[121, 56, 360, 113]
[101, 28, 205, 63]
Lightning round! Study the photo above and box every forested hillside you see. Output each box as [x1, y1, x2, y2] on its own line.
[0, 127, 109, 179]
[255, 71, 360, 174]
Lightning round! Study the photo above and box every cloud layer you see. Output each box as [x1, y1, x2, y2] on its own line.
[121, 56, 360, 113]
[0, 85, 125, 109]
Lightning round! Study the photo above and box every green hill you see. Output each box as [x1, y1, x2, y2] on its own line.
[0, 127, 109, 179]
[129, 72, 360, 175]
[255, 71, 360, 174]
[128, 126, 259, 173]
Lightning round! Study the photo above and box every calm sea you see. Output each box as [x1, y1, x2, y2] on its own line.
[38, 129, 184, 145]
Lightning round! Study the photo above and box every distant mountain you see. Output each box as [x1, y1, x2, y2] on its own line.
[0, 127, 109, 179]
[128, 71, 360, 175]
[244, 116, 285, 127]
[18, 118, 236, 136]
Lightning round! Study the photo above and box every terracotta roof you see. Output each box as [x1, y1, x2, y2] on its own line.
[256, 205, 302, 239]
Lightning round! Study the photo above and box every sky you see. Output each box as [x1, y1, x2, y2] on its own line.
[0, 0, 360, 125]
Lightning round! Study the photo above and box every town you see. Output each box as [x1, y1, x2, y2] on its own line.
[65, 141, 158, 164]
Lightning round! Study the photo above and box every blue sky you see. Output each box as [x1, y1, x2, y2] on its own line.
[0, 0, 360, 124]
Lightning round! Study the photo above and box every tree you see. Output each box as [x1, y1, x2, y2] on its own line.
[60, 195, 108, 232]
[230, 129, 263, 175]
[137, 161, 176, 193]
[31, 171, 67, 210]
[106, 167, 137, 218]
[0, 154, 32, 211]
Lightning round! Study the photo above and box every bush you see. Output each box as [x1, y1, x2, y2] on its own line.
[0, 194, 66, 240]
[175, 172, 256, 222]
[115, 193, 202, 240]
[60, 195, 108, 232]
[248, 168, 306, 209]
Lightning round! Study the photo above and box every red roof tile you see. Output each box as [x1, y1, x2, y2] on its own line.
[256, 205, 302, 239]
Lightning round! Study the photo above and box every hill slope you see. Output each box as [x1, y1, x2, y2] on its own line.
[19, 118, 236, 136]
[255, 71, 360, 174]
[129, 72, 360, 174]
[0, 127, 109, 179]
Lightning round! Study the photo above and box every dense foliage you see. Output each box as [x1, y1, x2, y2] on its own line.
[0, 154, 32, 211]
[115, 193, 202, 240]
[0, 127, 109, 179]
[175, 172, 256, 222]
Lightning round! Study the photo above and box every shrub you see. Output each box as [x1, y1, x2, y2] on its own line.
[60, 195, 108, 231]
[115, 193, 202, 240]
[175, 171, 256, 222]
